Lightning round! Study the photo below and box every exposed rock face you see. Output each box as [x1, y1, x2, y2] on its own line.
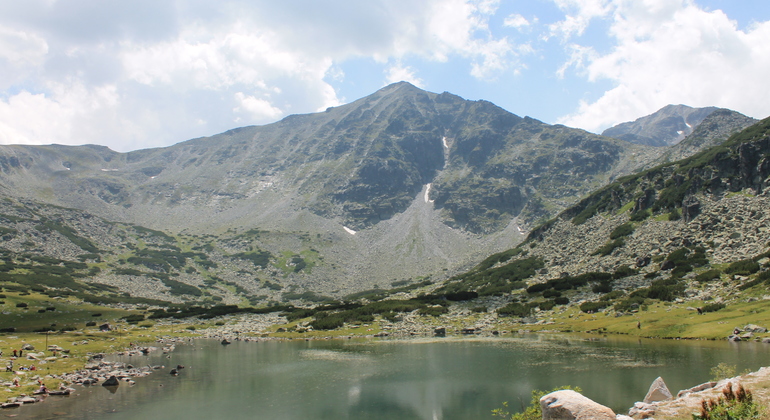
[540, 389, 616, 420]
[643, 376, 673, 403]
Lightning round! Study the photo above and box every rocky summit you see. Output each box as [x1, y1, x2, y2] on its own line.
[0, 82, 762, 308]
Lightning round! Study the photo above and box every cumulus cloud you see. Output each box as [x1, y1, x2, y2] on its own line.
[556, 0, 770, 131]
[0, 0, 519, 151]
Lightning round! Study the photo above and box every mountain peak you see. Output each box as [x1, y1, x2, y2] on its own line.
[602, 104, 720, 147]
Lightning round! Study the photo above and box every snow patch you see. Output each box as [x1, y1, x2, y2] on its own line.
[343, 226, 356, 235]
[685, 122, 692, 129]
[424, 183, 434, 203]
[442, 136, 448, 149]
[100, 168, 118, 172]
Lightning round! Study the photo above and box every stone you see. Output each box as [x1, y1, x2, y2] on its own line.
[616, 415, 634, 420]
[643, 377, 672, 403]
[677, 381, 717, 398]
[540, 389, 616, 420]
[102, 375, 120, 387]
[628, 401, 657, 418]
[744, 324, 767, 333]
[21, 344, 34, 351]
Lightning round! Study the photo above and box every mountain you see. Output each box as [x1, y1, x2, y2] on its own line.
[429, 116, 770, 328]
[602, 105, 722, 147]
[651, 108, 758, 164]
[0, 82, 750, 305]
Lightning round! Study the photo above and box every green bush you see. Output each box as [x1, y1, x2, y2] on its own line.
[667, 208, 681, 221]
[725, 260, 760, 276]
[592, 238, 625, 256]
[693, 383, 760, 420]
[630, 209, 650, 222]
[592, 282, 612, 293]
[579, 301, 609, 313]
[497, 302, 531, 317]
[610, 223, 635, 239]
[701, 303, 726, 313]
[696, 270, 722, 283]
[554, 297, 569, 305]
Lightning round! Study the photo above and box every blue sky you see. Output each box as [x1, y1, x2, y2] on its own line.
[0, 0, 769, 152]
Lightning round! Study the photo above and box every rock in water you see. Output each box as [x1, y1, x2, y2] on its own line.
[540, 389, 616, 420]
[102, 375, 120, 387]
[643, 376, 672, 403]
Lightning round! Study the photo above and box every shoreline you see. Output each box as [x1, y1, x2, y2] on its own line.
[3, 314, 769, 419]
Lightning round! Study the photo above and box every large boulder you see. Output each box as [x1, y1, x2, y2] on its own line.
[540, 389, 616, 420]
[643, 377, 672, 403]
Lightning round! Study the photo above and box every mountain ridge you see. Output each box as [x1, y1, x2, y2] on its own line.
[0, 82, 758, 304]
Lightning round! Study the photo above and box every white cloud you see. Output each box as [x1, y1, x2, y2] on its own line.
[0, 26, 48, 88]
[557, 0, 770, 131]
[504, 14, 531, 29]
[384, 63, 424, 87]
[548, 0, 612, 40]
[233, 92, 282, 120]
[0, 1, 520, 151]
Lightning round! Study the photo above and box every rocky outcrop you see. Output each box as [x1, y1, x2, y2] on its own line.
[643, 376, 673, 403]
[540, 389, 616, 420]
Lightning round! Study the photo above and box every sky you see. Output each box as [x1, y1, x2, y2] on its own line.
[0, 0, 769, 152]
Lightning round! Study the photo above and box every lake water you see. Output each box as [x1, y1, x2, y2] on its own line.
[12, 334, 770, 419]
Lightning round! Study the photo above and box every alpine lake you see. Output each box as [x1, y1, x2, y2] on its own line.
[11, 334, 770, 419]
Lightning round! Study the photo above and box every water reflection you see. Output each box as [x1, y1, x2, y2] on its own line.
[13, 334, 770, 420]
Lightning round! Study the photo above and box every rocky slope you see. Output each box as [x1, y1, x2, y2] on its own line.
[425, 116, 770, 326]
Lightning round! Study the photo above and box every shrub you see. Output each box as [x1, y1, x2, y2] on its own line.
[613, 265, 637, 279]
[542, 289, 561, 298]
[497, 302, 531, 317]
[725, 260, 760, 276]
[667, 208, 681, 221]
[610, 223, 635, 239]
[694, 382, 760, 420]
[123, 314, 145, 324]
[526, 283, 549, 294]
[696, 270, 722, 283]
[630, 209, 650, 222]
[592, 239, 625, 256]
[701, 303, 726, 313]
[85, 321, 97, 327]
[15, 302, 27, 308]
[600, 290, 625, 301]
[538, 300, 555, 311]
[710, 363, 736, 381]
[554, 297, 569, 305]
[614, 296, 646, 312]
[579, 301, 609, 313]
[592, 282, 612, 293]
